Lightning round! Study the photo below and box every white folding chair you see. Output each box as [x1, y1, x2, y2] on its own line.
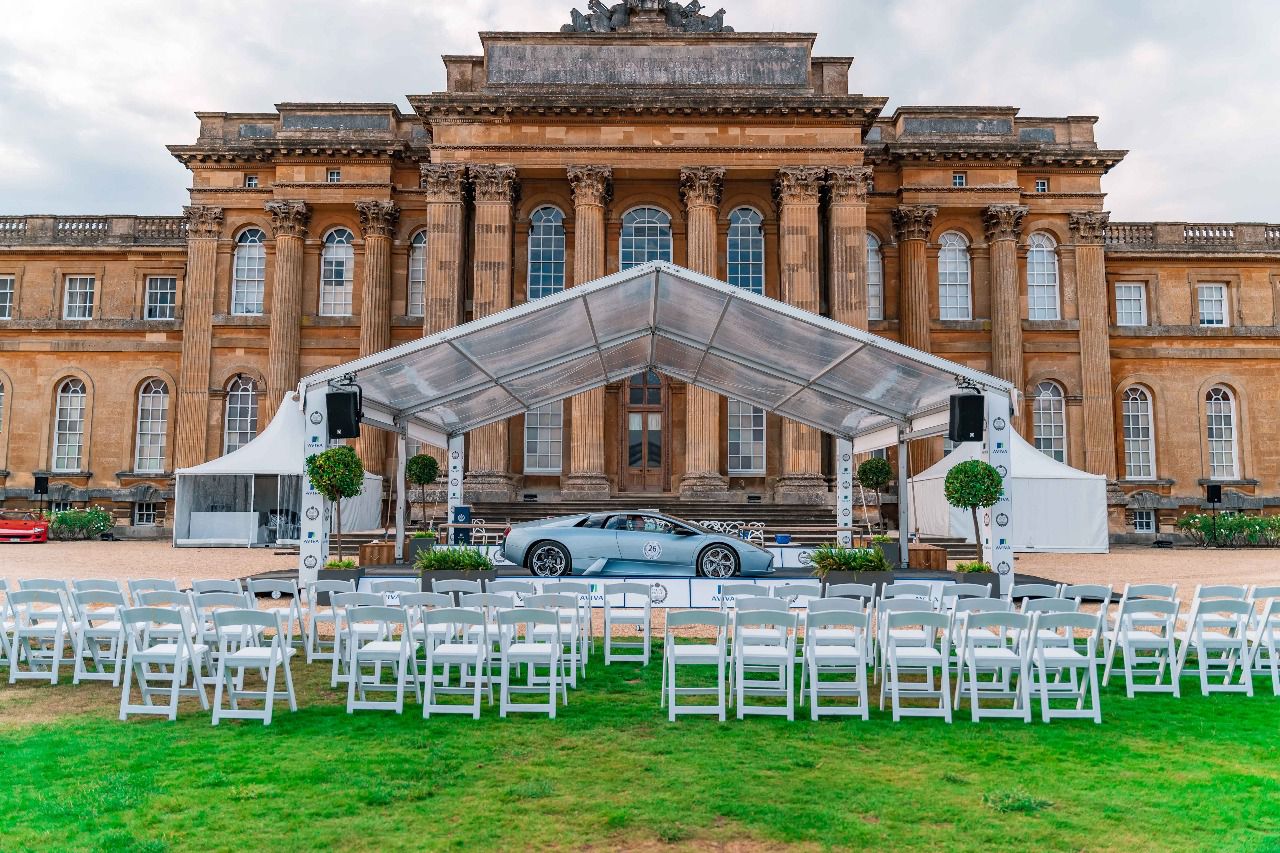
[127, 578, 178, 601]
[7, 589, 71, 684]
[304, 579, 355, 663]
[497, 608, 566, 718]
[526, 593, 582, 688]
[1031, 611, 1103, 724]
[661, 611, 728, 722]
[1019, 597, 1079, 648]
[118, 606, 210, 721]
[602, 582, 652, 665]
[247, 578, 307, 650]
[0, 579, 12, 672]
[953, 611, 1033, 723]
[330, 592, 386, 687]
[1064, 583, 1114, 648]
[733, 611, 797, 720]
[193, 591, 256, 681]
[421, 608, 490, 719]
[1110, 598, 1181, 697]
[71, 589, 126, 685]
[1006, 582, 1064, 603]
[1103, 583, 1178, 681]
[458, 592, 516, 689]
[947, 597, 1013, 671]
[370, 579, 421, 602]
[1174, 585, 1248, 676]
[801, 610, 870, 720]
[1246, 595, 1279, 696]
[211, 609, 298, 726]
[805, 598, 865, 645]
[193, 578, 247, 598]
[773, 583, 822, 606]
[824, 582, 875, 608]
[881, 610, 952, 723]
[882, 582, 932, 602]
[487, 579, 538, 599]
[543, 580, 593, 667]
[875, 596, 936, 682]
[401, 591, 455, 670]
[431, 578, 484, 605]
[345, 605, 418, 714]
[1176, 598, 1253, 696]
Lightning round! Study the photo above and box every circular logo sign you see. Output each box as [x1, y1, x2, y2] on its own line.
[997, 464, 1009, 478]
[841, 452, 852, 462]
[997, 560, 1012, 575]
[309, 411, 323, 425]
[993, 417, 1007, 431]
[649, 583, 669, 605]
[798, 550, 813, 566]
[643, 541, 662, 560]
[305, 506, 320, 521]
[303, 555, 318, 569]
[996, 512, 1009, 527]
[451, 450, 461, 459]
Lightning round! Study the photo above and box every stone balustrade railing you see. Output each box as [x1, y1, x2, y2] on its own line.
[1107, 221, 1280, 252]
[0, 215, 188, 246]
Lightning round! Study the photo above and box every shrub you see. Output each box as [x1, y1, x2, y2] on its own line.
[944, 460, 1004, 547]
[1175, 512, 1280, 548]
[412, 530, 437, 540]
[324, 558, 357, 570]
[809, 543, 889, 578]
[857, 457, 894, 533]
[415, 546, 493, 572]
[305, 446, 364, 562]
[49, 506, 114, 540]
[954, 561, 992, 574]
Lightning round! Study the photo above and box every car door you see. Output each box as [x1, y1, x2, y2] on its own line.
[614, 514, 697, 575]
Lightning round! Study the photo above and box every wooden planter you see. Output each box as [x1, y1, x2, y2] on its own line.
[359, 540, 396, 567]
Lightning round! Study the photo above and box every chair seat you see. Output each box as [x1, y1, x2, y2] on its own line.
[668, 645, 724, 662]
[135, 643, 209, 662]
[1119, 630, 1173, 647]
[357, 640, 409, 656]
[739, 627, 784, 643]
[1038, 647, 1090, 665]
[967, 647, 1022, 665]
[225, 646, 297, 666]
[889, 647, 945, 665]
[532, 625, 570, 640]
[505, 642, 557, 661]
[810, 627, 859, 644]
[811, 646, 864, 664]
[433, 642, 484, 657]
[77, 620, 122, 633]
[737, 644, 792, 662]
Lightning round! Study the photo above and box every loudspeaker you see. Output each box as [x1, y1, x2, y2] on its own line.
[1206, 483, 1223, 504]
[325, 391, 361, 440]
[451, 505, 472, 546]
[948, 394, 985, 443]
[32, 475, 49, 496]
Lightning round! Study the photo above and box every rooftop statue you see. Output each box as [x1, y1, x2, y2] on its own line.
[561, 0, 733, 33]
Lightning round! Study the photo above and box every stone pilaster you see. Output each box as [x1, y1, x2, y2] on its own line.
[354, 200, 400, 474]
[984, 204, 1028, 387]
[262, 200, 309, 425]
[564, 165, 613, 498]
[892, 204, 939, 475]
[420, 163, 467, 335]
[1070, 210, 1118, 480]
[828, 166, 873, 330]
[464, 165, 520, 502]
[679, 166, 730, 497]
[175, 205, 223, 468]
[773, 167, 827, 503]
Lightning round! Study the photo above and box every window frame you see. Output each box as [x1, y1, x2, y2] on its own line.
[62, 275, 95, 320]
[1132, 509, 1156, 534]
[231, 228, 267, 316]
[407, 230, 427, 317]
[134, 379, 169, 474]
[727, 399, 766, 475]
[144, 276, 178, 321]
[0, 275, 13, 320]
[1114, 282, 1148, 327]
[951, 172, 967, 188]
[134, 501, 159, 526]
[1205, 386, 1239, 480]
[326, 169, 342, 184]
[52, 378, 87, 472]
[1121, 386, 1156, 480]
[1196, 282, 1229, 328]
[319, 228, 356, 317]
[1034, 178, 1050, 194]
[937, 231, 972, 321]
[223, 376, 259, 455]
[620, 206, 673, 271]
[726, 207, 765, 295]
[1031, 380, 1067, 463]
[244, 175, 259, 189]
[1025, 232, 1061, 321]
[866, 233, 884, 321]
[527, 206, 567, 300]
[523, 401, 564, 474]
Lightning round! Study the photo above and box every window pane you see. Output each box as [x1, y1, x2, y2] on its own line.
[937, 233, 971, 320]
[233, 229, 266, 315]
[726, 208, 765, 295]
[1026, 234, 1060, 321]
[320, 229, 354, 317]
[866, 235, 884, 321]
[527, 207, 566, 299]
[1115, 283, 1146, 327]
[0, 276, 13, 320]
[1197, 283, 1227, 327]
[145, 276, 177, 320]
[523, 401, 563, 473]
[135, 379, 170, 472]
[224, 377, 259, 454]
[1122, 387, 1155, 479]
[1205, 387, 1237, 479]
[1032, 381, 1066, 462]
[53, 379, 87, 471]
[408, 231, 427, 317]
[620, 207, 672, 270]
[63, 276, 95, 320]
[647, 412, 662, 467]
[727, 399, 766, 474]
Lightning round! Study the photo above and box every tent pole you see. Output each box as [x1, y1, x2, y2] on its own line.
[447, 434, 465, 546]
[896, 427, 910, 569]
[395, 432, 408, 563]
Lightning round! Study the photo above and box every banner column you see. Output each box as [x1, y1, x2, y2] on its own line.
[984, 393, 1015, 596]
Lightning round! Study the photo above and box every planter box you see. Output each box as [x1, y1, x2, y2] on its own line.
[405, 537, 439, 567]
[359, 540, 396, 567]
[907, 543, 948, 571]
[315, 567, 365, 604]
[875, 541, 900, 568]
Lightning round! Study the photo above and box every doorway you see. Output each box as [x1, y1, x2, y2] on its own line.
[620, 370, 669, 493]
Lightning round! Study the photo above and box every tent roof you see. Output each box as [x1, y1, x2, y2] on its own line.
[912, 430, 1108, 482]
[297, 261, 1016, 441]
[176, 396, 305, 477]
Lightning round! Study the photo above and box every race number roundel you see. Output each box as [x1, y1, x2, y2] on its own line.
[643, 541, 662, 560]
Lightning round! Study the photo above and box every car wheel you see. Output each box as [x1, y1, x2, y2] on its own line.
[698, 544, 738, 579]
[527, 541, 571, 578]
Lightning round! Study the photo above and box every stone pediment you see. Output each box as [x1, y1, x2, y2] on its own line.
[561, 1, 733, 34]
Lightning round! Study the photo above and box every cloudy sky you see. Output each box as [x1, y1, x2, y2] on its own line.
[2, 0, 1277, 221]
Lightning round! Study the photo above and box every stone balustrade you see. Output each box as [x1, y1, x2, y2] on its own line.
[1107, 221, 1280, 252]
[0, 215, 188, 246]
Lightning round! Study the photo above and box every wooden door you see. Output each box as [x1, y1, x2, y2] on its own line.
[620, 370, 668, 493]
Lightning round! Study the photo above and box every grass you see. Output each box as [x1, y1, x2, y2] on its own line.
[0, 648, 1277, 852]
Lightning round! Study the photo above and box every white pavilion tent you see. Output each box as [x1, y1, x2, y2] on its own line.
[172, 399, 383, 547]
[908, 431, 1109, 553]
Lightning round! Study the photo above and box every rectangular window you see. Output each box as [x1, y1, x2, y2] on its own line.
[1115, 283, 1147, 327]
[49, 500, 73, 515]
[63, 276, 95, 320]
[727, 400, 766, 474]
[145, 276, 177, 320]
[134, 502, 159, 526]
[523, 402, 563, 474]
[1132, 509, 1156, 534]
[952, 172, 967, 188]
[0, 276, 13, 319]
[1197, 283, 1228, 327]
[244, 175, 259, 189]
[327, 169, 342, 183]
[1035, 178, 1049, 193]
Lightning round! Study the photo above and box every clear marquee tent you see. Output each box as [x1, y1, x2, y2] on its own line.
[173, 400, 383, 547]
[908, 431, 1109, 553]
[291, 261, 1021, 583]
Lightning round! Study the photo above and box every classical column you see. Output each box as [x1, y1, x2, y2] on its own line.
[984, 204, 1028, 387]
[563, 165, 613, 498]
[774, 166, 828, 503]
[420, 163, 467, 335]
[892, 205, 938, 475]
[263, 200, 309, 424]
[828, 166, 873, 330]
[679, 166, 729, 497]
[355, 199, 400, 474]
[463, 164, 519, 502]
[1070, 211, 1118, 480]
[175, 205, 223, 468]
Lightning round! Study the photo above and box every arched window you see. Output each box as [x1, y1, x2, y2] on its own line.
[232, 228, 266, 315]
[527, 207, 566, 299]
[937, 231, 972, 320]
[1032, 381, 1066, 462]
[224, 376, 259, 454]
[726, 207, 764, 294]
[52, 378, 87, 472]
[134, 379, 169, 473]
[320, 228, 355, 316]
[407, 231, 427, 317]
[1205, 386, 1238, 480]
[1122, 387, 1155, 479]
[867, 233, 884, 321]
[620, 207, 672, 270]
[1026, 232, 1060, 320]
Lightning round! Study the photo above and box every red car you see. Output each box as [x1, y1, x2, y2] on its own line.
[0, 511, 49, 544]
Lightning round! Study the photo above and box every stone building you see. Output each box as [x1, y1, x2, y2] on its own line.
[1, 2, 1277, 539]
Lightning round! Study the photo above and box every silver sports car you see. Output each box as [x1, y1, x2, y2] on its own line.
[501, 511, 775, 579]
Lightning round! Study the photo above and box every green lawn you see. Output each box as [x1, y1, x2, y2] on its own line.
[1, 649, 1277, 852]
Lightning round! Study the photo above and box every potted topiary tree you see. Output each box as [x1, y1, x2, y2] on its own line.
[856, 457, 896, 564]
[943, 459, 1005, 555]
[305, 445, 365, 570]
[406, 453, 441, 565]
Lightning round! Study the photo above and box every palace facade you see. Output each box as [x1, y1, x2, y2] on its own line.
[1, 3, 1278, 538]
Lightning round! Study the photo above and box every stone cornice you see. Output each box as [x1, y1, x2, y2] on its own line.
[567, 165, 613, 208]
[1069, 210, 1110, 244]
[891, 205, 938, 242]
[774, 166, 826, 206]
[420, 163, 468, 203]
[868, 146, 1127, 174]
[679, 167, 726, 209]
[168, 141, 424, 166]
[183, 205, 223, 240]
[265, 200, 311, 239]
[983, 204, 1028, 243]
[827, 166, 873, 204]
[355, 200, 401, 239]
[468, 164, 520, 204]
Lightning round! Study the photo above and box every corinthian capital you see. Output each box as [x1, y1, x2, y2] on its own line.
[265, 200, 310, 239]
[679, 167, 726, 210]
[1068, 210, 1111, 244]
[567, 165, 613, 208]
[773, 166, 826, 207]
[827, 167, 874, 205]
[983, 204, 1028, 243]
[891, 205, 938, 242]
[469, 164, 520, 204]
[420, 163, 467, 203]
[355, 200, 400, 239]
[183, 205, 224, 240]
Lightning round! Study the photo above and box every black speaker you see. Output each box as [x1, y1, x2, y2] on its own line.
[1206, 483, 1223, 504]
[948, 394, 985, 443]
[32, 475, 49, 496]
[451, 505, 472, 546]
[325, 391, 361, 440]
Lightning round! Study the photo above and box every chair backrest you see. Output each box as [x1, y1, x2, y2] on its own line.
[524, 593, 578, 611]
[1126, 583, 1176, 600]
[883, 582, 931, 599]
[497, 607, 558, 632]
[399, 591, 453, 610]
[879, 596, 935, 615]
[736, 611, 798, 633]
[194, 591, 248, 612]
[423, 607, 485, 628]
[1119, 598, 1179, 633]
[1034, 611, 1103, 653]
[73, 589, 126, 614]
[487, 579, 537, 597]
[947, 582, 993, 600]
[806, 610, 869, 631]
[9, 589, 67, 619]
[431, 579, 483, 595]
[213, 608, 280, 635]
[1064, 584, 1112, 602]
[1190, 598, 1252, 625]
[247, 578, 300, 599]
[953, 597, 1012, 616]
[128, 578, 178, 597]
[307, 579, 355, 606]
[667, 610, 728, 630]
[1194, 584, 1247, 601]
[1009, 583, 1062, 600]
[193, 579, 243, 595]
[73, 579, 124, 595]
[735, 596, 788, 613]
[459, 592, 516, 612]
[1022, 597, 1079, 615]
[825, 582, 874, 601]
[543, 580, 591, 596]
[603, 582, 652, 608]
[773, 583, 822, 603]
[808, 597, 864, 615]
[370, 579, 421, 595]
[718, 582, 762, 610]
[1251, 585, 1280, 601]
[886, 610, 949, 631]
[345, 605, 408, 632]
[18, 577, 70, 594]
[962, 610, 1032, 634]
[332, 592, 384, 610]
[119, 606, 183, 633]
[136, 589, 194, 610]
